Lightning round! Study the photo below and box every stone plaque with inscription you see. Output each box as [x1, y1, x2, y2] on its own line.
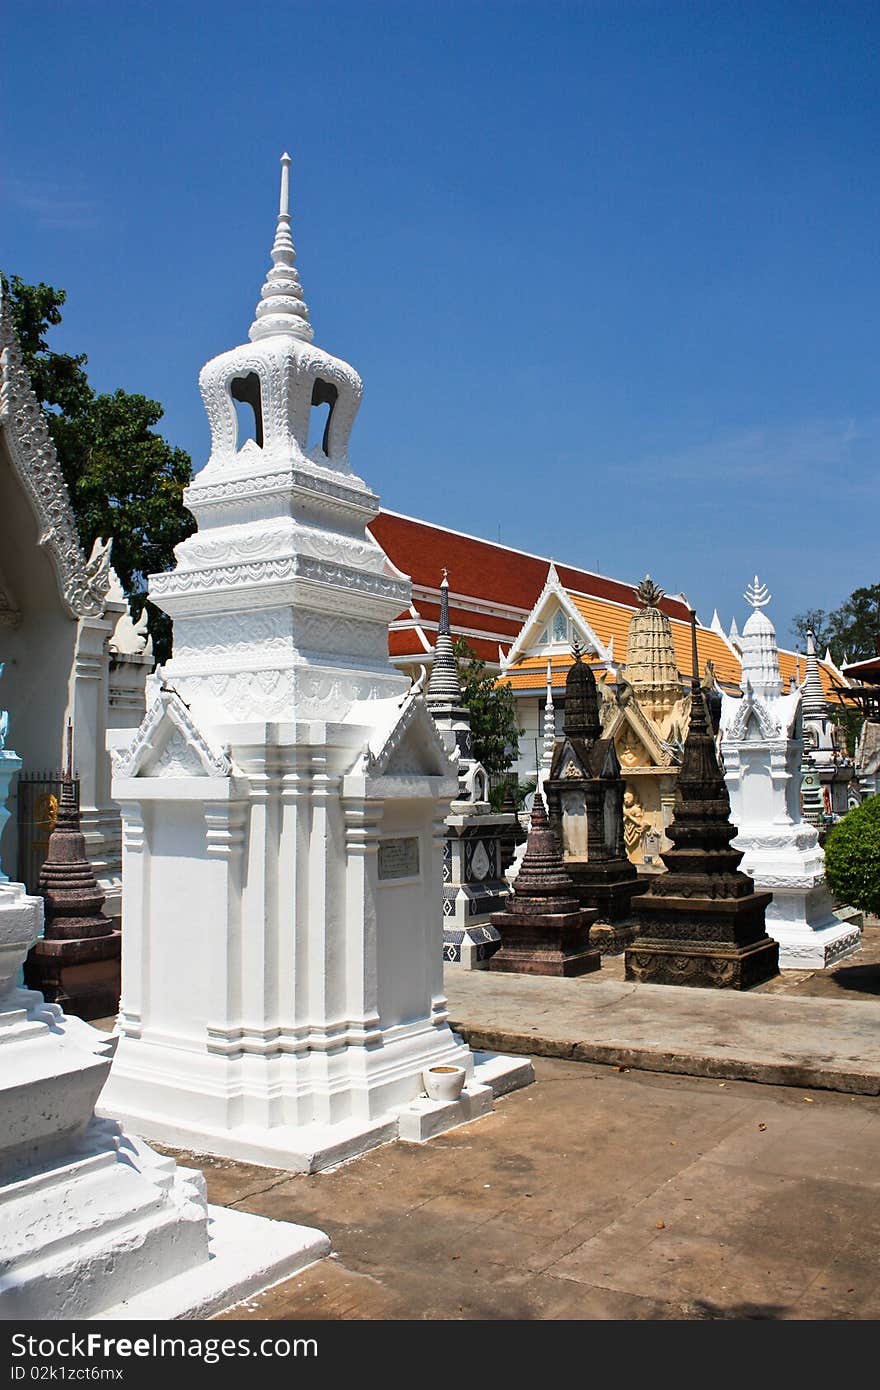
[378, 837, 420, 881]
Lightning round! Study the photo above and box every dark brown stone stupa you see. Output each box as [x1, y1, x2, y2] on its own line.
[624, 614, 779, 990]
[488, 792, 601, 977]
[24, 724, 121, 1019]
[544, 642, 644, 954]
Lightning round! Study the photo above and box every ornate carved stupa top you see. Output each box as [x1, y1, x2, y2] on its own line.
[195, 153, 365, 482]
[143, 153, 411, 728]
[636, 574, 665, 608]
[624, 574, 680, 720]
[249, 154, 313, 344]
[739, 575, 782, 699]
[564, 640, 601, 744]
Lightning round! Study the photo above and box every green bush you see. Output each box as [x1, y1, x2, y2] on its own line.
[824, 795, 880, 915]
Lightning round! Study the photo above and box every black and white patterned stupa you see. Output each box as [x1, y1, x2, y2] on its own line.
[426, 570, 515, 968]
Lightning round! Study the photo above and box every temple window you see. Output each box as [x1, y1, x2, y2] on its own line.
[308, 378, 338, 457]
[552, 610, 568, 644]
[230, 373, 264, 449]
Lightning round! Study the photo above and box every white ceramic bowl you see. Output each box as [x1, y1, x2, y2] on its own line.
[422, 1064, 466, 1102]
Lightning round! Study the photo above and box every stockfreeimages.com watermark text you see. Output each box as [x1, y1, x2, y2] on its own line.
[10, 1332, 317, 1372]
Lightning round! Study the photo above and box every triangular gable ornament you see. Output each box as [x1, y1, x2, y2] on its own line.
[112, 687, 233, 779]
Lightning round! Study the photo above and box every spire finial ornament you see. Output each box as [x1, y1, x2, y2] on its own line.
[249, 152, 314, 344]
[636, 574, 665, 609]
[689, 607, 700, 692]
[745, 576, 771, 610]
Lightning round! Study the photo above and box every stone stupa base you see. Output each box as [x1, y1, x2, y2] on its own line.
[589, 919, 638, 956]
[488, 908, 601, 977]
[24, 930, 121, 1020]
[625, 936, 779, 990]
[626, 891, 779, 991]
[568, 862, 647, 924]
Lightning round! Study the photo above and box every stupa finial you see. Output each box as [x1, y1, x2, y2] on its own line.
[636, 574, 664, 608]
[249, 152, 314, 344]
[745, 575, 771, 610]
[689, 607, 700, 692]
[438, 569, 451, 638]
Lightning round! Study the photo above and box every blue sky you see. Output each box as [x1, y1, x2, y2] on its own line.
[3, 1, 878, 645]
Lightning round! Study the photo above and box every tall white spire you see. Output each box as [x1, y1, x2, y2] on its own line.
[739, 575, 782, 698]
[540, 659, 556, 785]
[249, 153, 314, 343]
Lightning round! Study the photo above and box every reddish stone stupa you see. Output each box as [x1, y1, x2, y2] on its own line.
[488, 793, 601, 977]
[24, 724, 121, 1019]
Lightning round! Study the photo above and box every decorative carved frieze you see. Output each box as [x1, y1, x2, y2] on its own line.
[0, 289, 110, 619]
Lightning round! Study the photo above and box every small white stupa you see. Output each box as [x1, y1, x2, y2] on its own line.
[101, 156, 531, 1171]
[719, 578, 861, 970]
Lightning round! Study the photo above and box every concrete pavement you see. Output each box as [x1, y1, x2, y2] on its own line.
[190, 1057, 880, 1320]
[443, 924, 880, 1096]
[444, 969, 880, 1094]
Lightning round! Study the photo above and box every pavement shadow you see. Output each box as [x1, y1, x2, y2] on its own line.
[691, 1299, 790, 1320]
[826, 963, 880, 996]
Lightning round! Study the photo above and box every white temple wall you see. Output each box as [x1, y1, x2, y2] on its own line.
[512, 696, 541, 782]
[0, 435, 129, 912]
[0, 445, 78, 874]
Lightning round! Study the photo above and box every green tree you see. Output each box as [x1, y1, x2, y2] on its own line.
[792, 584, 880, 666]
[790, 609, 835, 657]
[3, 275, 194, 662]
[824, 796, 880, 916]
[453, 638, 523, 780]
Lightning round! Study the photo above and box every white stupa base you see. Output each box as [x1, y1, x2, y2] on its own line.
[762, 887, 863, 970]
[735, 841, 863, 972]
[101, 1041, 533, 1174]
[0, 976, 330, 1322]
[99, 1205, 329, 1321]
[769, 919, 863, 970]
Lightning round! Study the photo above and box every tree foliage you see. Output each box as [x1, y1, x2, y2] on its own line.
[824, 795, 880, 916]
[3, 275, 194, 662]
[792, 584, 880, 666]
[453, 638, 523, 778]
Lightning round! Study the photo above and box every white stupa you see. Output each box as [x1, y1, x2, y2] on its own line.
[719, 578, 861, 970]
[101, 155, 531, 1171]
